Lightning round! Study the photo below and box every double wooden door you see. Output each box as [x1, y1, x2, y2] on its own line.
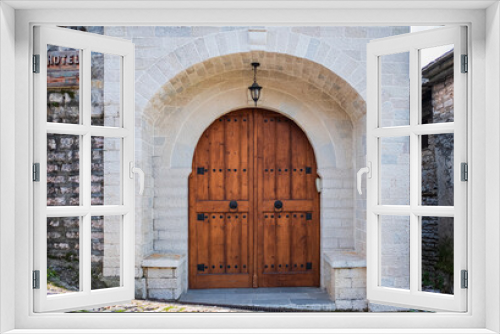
[189, 109, 320, 289]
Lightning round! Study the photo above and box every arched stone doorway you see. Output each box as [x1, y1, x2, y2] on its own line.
[143, 51, 363, 294]
[188, 108, 320, 289]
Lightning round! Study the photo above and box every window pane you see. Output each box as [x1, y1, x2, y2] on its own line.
[379, 52, 410, 127]
[380, 136, 410, 205]
[47, 134, 80, 206]
[91, 52, 122, 127]
[47, 45, 80, 124]
[91, 137, 122, 205]
[91, 216, 121, 290]
[421, 45, 454, 124]
[421, 134, 454, 206]
[421, 216, 454, 295]
[380, 215, 410, 290]
[47, 217, 80, 295]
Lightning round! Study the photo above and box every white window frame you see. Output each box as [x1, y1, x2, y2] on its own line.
[33, 26, 136, 312]
[1, 2, 498, 333]
[365, 26, 467, 312]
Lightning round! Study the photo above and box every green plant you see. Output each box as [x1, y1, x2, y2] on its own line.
[47, 268, 58, 280]
[422, 271, 432, 287]
[436, 237, 454, 275]
[436, 236, 454, 294]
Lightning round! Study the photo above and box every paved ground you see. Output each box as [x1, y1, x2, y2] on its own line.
[77, 299, 248, 313]
[178, 287, 336, 311]
[49, 284, 338, 312]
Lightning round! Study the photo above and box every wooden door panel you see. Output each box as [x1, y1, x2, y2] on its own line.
[209, 213, 226, 274]
[256, 111, 320, 288]
[275, 213, 291, 273]
[190, 109, 319, 289]
[290, 213, 307, 271]
[189, 110, 253, 289]
[262, 213, 276, 274]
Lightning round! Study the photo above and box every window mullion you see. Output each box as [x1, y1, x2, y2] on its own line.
[82, 214, 91, 293]
[82, 48, 92, 294]
[409, 46, 420, 294]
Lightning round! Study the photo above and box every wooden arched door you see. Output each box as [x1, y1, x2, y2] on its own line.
[189, 109, 320, 289]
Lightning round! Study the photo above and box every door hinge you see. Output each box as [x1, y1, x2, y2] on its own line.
[197, 213, 205, 221]
[306, 213, 312, 220]
[197, 264, 205, 272]
[305, 167, 312, 174]
[306, 262, 313, 270]
[33, 163, 40, 182]
[33, 270, 40, 289]
[197, 167, 205, 175]
[461, 54, 468, 73]
[33, 54, 40, 73]
[461, 270, 468, 289]
[461, 162, 468, 181]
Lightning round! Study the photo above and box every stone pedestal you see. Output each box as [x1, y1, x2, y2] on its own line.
[323, 250, 367, 311]
[142, 253, 186, 301]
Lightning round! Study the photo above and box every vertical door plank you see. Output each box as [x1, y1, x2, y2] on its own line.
[276, 117, 291, 200]
[263, 213, 276, 273]
[240, 113, 249, 201]
[196, 131, 210, 201]
[241, 212, 249, 274]
[276, 212, 291, 273]
[209, 213, 226, 274]
[291, 212, 307, 272]
[209, 120, 225, 200]
[225, 116, 239, 200]
[306, 145, 316, 271]
[291, 125, 307, 200]
[262, 115, 276, 200]
[196, 213, 210, 274]
[225, 213, 240, 274]
[254, 111, 263, 285]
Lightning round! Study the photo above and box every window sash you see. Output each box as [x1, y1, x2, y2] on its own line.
[33, 26, 136, 312]
[366, 26, 468, 312]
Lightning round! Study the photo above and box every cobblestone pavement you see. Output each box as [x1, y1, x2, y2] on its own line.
[48, 283, 248, 312]
[76, 299, 250, 313]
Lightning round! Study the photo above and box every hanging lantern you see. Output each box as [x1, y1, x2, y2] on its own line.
[248, 62, 262, 106]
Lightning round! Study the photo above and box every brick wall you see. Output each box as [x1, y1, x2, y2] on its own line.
[420, 51, 454, 294]
[46, 27, 123, 291]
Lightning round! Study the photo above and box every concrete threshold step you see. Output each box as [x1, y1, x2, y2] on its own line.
[176, 299, 337, 312]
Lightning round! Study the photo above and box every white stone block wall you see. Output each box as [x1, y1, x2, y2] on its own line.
[103, 215, 121, 279]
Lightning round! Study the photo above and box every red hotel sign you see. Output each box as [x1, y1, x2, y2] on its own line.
[47, 51, 80, 88]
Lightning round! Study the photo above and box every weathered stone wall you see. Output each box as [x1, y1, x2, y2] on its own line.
[421, 51, 454, 294]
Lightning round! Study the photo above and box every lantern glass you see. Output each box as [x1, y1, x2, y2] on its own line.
[249, 82, 262, 103]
